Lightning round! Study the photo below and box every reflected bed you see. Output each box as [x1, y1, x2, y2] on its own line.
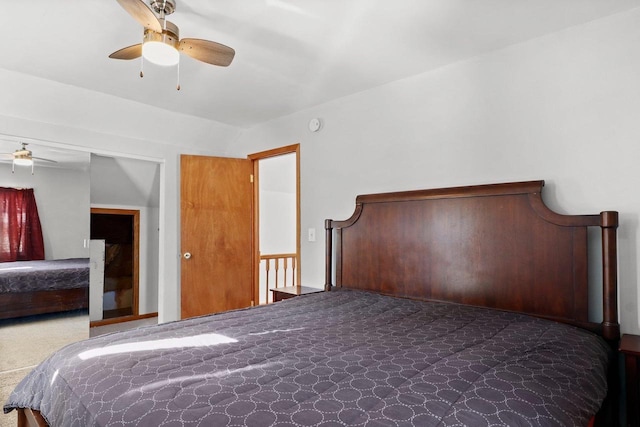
[0, 258, 89, 320]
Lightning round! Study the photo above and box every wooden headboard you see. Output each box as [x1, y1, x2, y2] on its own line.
[324, 181, 619, 341]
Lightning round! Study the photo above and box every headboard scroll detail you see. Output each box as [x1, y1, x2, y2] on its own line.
[324, 180, 619, 341]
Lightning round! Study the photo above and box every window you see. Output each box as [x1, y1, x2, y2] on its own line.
[0, 187, 45, 262]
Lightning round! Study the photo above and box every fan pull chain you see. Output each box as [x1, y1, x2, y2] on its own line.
[11, 162, 35, 175]
[140, 52, 144, 78]
[177, 61, 181, 90]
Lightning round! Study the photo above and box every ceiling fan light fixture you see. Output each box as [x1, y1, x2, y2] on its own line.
[13, 156, 33, 167]
[142, 41, 179, 66]
[142, 22, 180, 66]
[110, 0, 236, 81]
[2, 143, 55, 175]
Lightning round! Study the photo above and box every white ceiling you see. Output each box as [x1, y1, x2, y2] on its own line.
[2, 0, 639, 130]
[91, 154, 161, 207]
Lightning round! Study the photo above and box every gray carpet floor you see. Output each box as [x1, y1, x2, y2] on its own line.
[0, 312, 157, 427]
[0, 310, 89, 427]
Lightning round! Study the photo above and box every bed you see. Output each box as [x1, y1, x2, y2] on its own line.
[0, 258, 90, 321]
[3, 180, 619, 426]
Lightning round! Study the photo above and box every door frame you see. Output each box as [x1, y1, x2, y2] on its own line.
[90, 207, 140, 317]
[248, 144, 301, 305]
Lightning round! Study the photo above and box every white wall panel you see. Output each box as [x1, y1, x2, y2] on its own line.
[228, 8, 640, 334]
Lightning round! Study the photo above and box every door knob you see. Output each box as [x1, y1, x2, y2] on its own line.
[183, 252, 192, 260]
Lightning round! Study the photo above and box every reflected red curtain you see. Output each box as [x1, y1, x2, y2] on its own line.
[0, 187, 45, 262]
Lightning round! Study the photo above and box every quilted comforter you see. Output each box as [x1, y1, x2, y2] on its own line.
[0, 258, 89, 293]
[4, 288, 609, 426]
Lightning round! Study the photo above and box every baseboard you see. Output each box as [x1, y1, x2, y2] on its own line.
[90, 312, 158, 328]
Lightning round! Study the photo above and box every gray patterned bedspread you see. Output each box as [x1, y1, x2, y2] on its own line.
[0, 258, 89, 293]
[4, 289, 609, 426]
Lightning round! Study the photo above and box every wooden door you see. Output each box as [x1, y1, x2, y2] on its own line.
[180, 155, 254, 319]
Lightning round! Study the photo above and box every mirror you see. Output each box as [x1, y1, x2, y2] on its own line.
[0, 140, 161, 331]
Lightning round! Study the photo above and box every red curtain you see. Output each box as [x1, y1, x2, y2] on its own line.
[0, 187, 45, 262]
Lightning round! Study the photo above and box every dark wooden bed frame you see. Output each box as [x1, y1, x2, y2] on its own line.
[324, 180, 619, 426]
[15, 180, 619, 426]
[0, 288, 88, 321]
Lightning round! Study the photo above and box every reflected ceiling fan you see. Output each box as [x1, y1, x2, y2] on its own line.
[0, 143, 57, 174]
[110, 0, 235, 89]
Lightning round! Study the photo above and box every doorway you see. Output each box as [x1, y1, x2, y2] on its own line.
[180, 144, 300, 318]
[249, 144, 300, 305]
[90, 208, 139, 320]
[253, 152, 298, 304]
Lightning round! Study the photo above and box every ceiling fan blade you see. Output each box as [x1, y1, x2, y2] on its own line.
[32, 157, 57, 163]
[179, 38, 235, 67]
[116, 0, 162, 33]
[109, 44, 143, 60]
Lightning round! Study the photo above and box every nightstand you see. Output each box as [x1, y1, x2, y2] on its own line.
[270, 286, 323, 303]
[620, 334, 640, 427]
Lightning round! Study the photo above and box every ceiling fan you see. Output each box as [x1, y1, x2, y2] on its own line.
[0, 143, 57, 174]
[109, 0, 235, 89]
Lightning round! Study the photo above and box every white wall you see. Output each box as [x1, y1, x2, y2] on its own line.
[90, 155, 161, 207]
[227, 9, 640, 335]
[260, 190, 296, 254]
[258, 154, 297, 303]
[259, 155, 297, 254]
[0, 163, 90, 260]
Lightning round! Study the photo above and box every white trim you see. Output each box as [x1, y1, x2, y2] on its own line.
[0, 132, 165, 164]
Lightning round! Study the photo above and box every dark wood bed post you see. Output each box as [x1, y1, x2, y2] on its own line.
[324, 204, 362, 291]
[324, 219, 333, 291]
[600, 210, 620, 342]
[598, 210, 620, 427]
